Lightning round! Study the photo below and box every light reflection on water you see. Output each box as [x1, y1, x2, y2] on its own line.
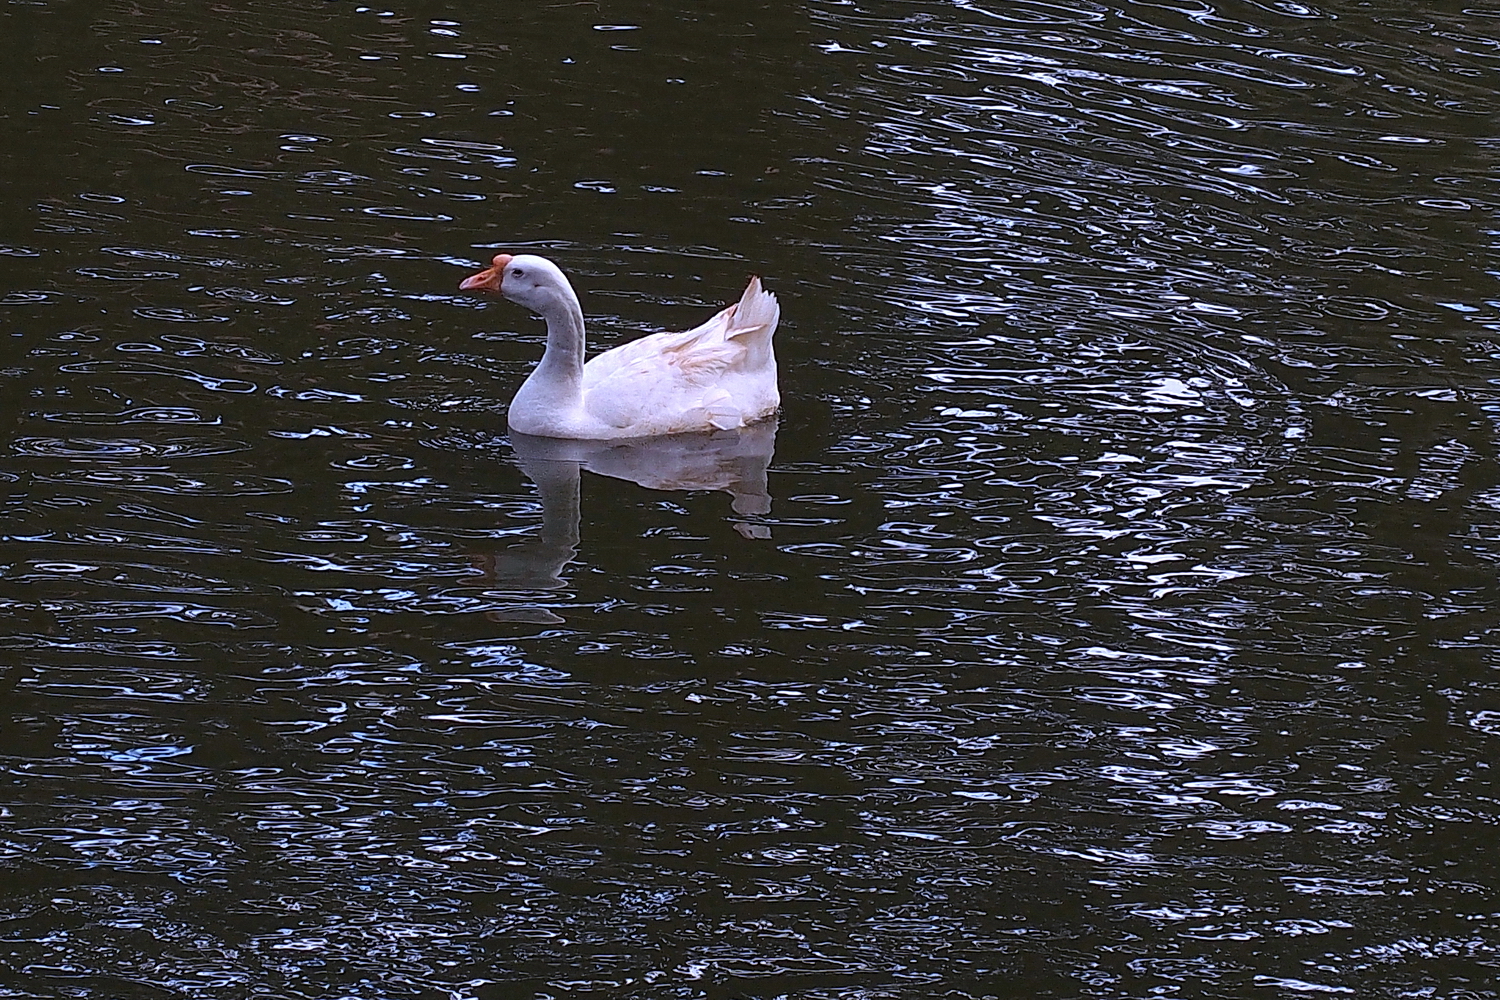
[3, 0, 1500, 997]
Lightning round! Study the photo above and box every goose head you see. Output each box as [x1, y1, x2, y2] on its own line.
[459, 253, 575, 317]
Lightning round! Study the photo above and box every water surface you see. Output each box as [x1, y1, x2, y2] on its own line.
[3, 1, 1500, 997]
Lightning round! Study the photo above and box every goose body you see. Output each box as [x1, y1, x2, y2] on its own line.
[460, 253, 780, 440]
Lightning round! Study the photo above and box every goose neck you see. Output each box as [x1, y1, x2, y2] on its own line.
[537, 294, 586, 378]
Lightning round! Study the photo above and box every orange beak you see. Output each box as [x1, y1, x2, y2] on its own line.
[459, 253, 513, 293]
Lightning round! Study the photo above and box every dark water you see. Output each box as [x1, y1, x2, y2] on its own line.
[3, 1, 1500, 996]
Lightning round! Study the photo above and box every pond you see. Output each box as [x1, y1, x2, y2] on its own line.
[3, 1, 1500, 997]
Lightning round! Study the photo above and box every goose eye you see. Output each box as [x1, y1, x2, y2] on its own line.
[512, 267, 525, 278]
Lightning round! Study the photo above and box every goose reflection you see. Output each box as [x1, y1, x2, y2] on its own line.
[475, 418, 776, 620]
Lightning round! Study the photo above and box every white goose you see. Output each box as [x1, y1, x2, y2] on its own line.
[460, 253, 780, 440]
